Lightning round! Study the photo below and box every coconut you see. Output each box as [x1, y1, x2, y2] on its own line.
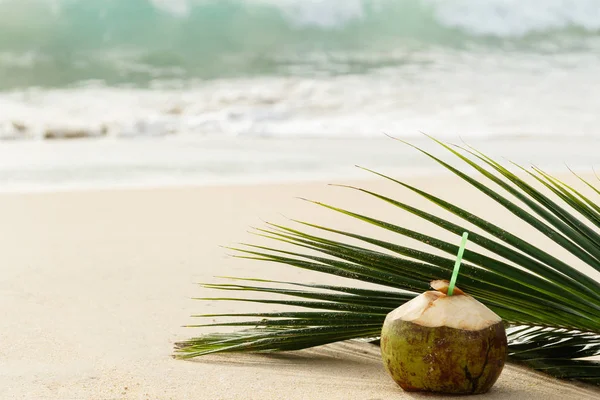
[380, 280, 507, 394]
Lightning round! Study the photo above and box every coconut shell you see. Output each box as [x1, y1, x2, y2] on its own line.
[380, 281, 507, 394]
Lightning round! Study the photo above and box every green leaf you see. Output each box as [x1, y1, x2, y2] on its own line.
[177, 137, 600, 386]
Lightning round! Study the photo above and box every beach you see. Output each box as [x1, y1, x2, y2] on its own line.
[2, 0, 600, 398]
[1, 175, 599, 399]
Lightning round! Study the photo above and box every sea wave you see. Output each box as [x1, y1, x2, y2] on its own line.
[1, 0, 600, 88]
[2, 51, 600, 142]
[3, 0, 600, 42]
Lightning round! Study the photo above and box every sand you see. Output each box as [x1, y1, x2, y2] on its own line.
[1, 175, 599, 399]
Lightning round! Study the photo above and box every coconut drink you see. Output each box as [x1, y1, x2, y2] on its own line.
[380, 279, 507, 394]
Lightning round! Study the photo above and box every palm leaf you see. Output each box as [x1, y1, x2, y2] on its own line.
[175, 138, 600, 386]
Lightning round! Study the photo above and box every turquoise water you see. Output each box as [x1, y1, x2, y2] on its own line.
[0, 0, 599, 190]
[1, 0, 600, 88]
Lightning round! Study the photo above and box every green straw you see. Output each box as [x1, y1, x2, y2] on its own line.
[448, 232, 469, 296]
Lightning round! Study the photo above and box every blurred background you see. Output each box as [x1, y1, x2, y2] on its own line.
[0, 0, 599, 191]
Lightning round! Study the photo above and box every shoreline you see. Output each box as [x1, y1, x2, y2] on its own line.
[1, 134, 600, 194]
[0, 168, 449, 195]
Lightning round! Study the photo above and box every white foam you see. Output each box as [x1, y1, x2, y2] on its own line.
[273, 0, 365, 28]
[234, 0, 600, 35]
[428, 0, 600, 36]
[2, 46, 600, 141]
[255, 0, 600, 36]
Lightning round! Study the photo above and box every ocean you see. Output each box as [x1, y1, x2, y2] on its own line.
[0, 0, 599, 191]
